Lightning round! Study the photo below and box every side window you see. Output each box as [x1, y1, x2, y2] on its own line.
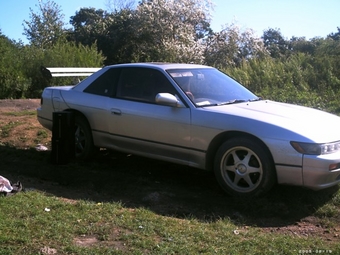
[84, 68, 120, 96]
[117, 67, 176, 103]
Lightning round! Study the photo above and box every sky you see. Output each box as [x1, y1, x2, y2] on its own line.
[0, 0, 339, 44]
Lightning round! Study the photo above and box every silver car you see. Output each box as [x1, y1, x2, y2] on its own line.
[37, 63, 340, 197]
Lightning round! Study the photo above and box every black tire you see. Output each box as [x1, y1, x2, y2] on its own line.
[74, 114, 94, 160]
[214, 137, 276, 197]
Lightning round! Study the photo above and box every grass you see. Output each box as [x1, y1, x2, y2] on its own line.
[0, 120, 22, 138]
[0, 108, 340, 254]
[1, 190, 339, 255]
[1, 146, 339, 255]
[3, 110, 37, 117]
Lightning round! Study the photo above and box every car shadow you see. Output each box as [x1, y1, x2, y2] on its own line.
[1, 145, 338, 228]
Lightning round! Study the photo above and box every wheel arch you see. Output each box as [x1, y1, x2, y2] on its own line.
[205, 131, 275, 172]
[63, 109, 90, 126]
[63, 108, 95, 159]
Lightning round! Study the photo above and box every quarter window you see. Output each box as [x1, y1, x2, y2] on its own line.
[84, 68, 120, 96]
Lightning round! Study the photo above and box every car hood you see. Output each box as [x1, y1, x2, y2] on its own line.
[204, 100, 340, 143]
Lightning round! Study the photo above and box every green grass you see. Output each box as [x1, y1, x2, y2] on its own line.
[34, 129, 49, 144]
[0, 120, 22, 138]
[0, 190, 339, 254]
[3, 110, 37, 116]
[0, 146, 339, 254]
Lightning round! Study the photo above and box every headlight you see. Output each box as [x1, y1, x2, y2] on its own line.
[290, 141, 340, 155]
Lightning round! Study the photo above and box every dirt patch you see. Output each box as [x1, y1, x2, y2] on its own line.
[0, 98, 41, 112]
[0, 99, 339, 244]
[0, 98, 48, 150]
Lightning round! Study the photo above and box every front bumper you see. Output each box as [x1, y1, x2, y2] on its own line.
[302, 152, 340, 190]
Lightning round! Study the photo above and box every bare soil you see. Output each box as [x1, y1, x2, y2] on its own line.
[0, 99, 339, 244]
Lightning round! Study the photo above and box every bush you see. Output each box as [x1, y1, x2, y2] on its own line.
[223, 51, 340, 115]
[21, 40, 105, 98]
[0, 37, 105, 99]
[0, 36, 31, 99]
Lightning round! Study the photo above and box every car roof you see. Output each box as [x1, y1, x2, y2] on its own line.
[105, 62, 213, 71]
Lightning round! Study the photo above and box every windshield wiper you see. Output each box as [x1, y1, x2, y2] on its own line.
[198, 99, 245, 107]
[249, 97, 262, 102]
[217, 99, 247, 106]
[198, 98, 262, 107]
[219, 98, 262, 105]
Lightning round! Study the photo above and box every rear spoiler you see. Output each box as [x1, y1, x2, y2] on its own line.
[40, 66, 102, 84]
[44, 67, 101, 77]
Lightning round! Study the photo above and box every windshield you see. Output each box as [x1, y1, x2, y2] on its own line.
[167, 68, 259, 107]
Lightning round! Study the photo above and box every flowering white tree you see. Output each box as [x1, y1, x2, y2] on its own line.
[69, 0, 267, 67]
[136, 0, 214, 63]
[204, 23, 268, 68]
[23, 0, 65, 48]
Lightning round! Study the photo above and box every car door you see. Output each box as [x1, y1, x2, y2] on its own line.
[107, 67, 192, 164]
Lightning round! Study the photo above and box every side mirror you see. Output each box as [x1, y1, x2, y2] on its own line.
[155, 93, 185, 108]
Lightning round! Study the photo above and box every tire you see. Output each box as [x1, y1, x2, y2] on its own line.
[74, 114, 94, 160]
[214, 137, 276, 197]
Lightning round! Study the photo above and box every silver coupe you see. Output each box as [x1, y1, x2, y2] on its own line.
[37, 63, 340, 197]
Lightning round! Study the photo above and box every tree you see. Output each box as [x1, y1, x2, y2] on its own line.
[23, 0, 66, 48]
[21, 39, 105, 98]
[135, 0, 213, 63]
[0, 34, 30, 98]
[328, 27, 340, 41]
[69, 0, 214, 64]
[69, 7, 140, 64]
[289, 36, 316, 55]
[69, 8, 108, 47]
[204, 23, 268, 69]
[105, 0, 137, 11]
[262, 28, 289, 58]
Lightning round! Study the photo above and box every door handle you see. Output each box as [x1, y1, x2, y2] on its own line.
[111, 108, 121, 115]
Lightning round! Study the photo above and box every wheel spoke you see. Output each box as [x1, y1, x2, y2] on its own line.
[247, 166, 260, 174]
[76, 141, 84, 151]
[225, 165, 235, 172]
[233, 173, 242, 185]
[75, 126, 85, 151]
[231, 150, 241, 163]
[240, 151, 251, 164]
[75, 126, 80, 137]
[245, 152, 261, 173]
[243, 174, 255, 187]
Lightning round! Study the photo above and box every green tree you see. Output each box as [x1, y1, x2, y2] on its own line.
[262, 28, 289, 58]
[69, 7, 139, 64]
[289, 36, 317, 55]
[21, 39, 105, 98]
[0, 32, 30, 98]
[69, 0, 213, 64]
[328, 27, 340, 41]
[23, 0, 66, 48]
[69, 8, 108, 47]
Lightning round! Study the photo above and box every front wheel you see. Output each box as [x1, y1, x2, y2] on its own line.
[214, 137, 276, 197]
[74, 114, 94, 160]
